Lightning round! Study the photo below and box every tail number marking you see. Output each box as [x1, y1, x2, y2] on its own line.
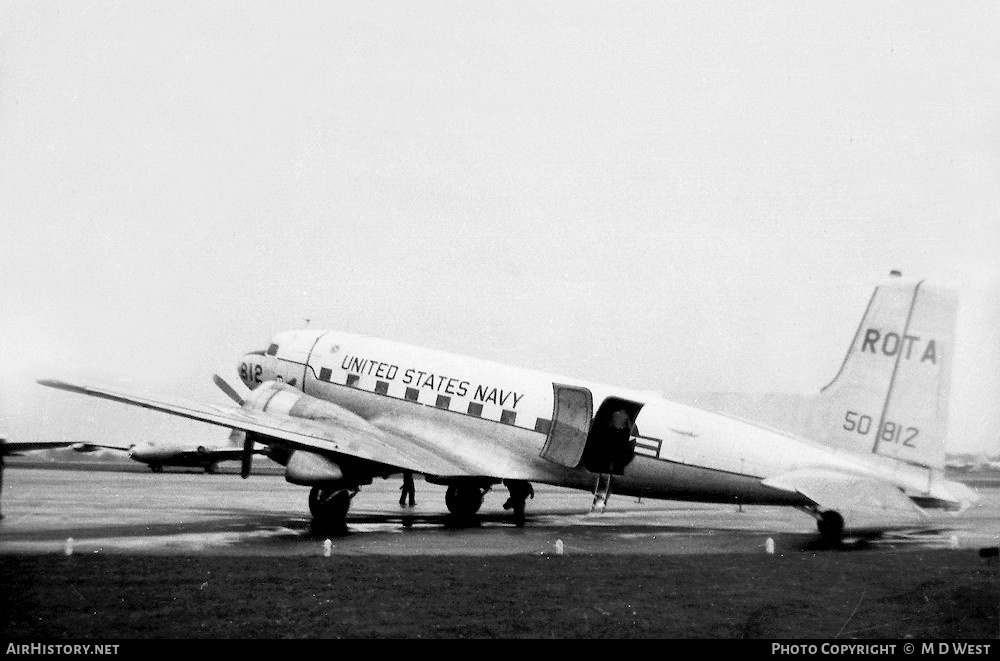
[843, 410, 918, 447]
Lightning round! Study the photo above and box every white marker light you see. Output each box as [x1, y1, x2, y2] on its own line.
[323, 539, 332, 557]
[765, 537, 775, 554]
[555, 539, 564, 555]
[64, 537, 74, 556]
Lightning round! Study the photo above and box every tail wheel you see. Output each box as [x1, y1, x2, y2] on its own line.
[309, 486, 353, 525]
[817, 510, 845, 542]
[445, 484, 484, 517]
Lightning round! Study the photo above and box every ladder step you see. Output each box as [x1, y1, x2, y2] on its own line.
[590, 473, 613, 512]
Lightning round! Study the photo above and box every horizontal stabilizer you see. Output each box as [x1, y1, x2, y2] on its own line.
[763, 467, 927, 530]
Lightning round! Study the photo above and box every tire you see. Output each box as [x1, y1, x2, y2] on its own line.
[817, 510, 845, 542]
[309, 486, 352, 524]
[445, 484, 483, 517]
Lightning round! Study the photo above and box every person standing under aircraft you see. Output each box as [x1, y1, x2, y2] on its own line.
[502, 479, 534, 525]
[399, 471, 416, 507]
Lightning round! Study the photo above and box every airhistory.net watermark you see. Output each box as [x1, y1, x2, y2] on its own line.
[5, 644, 119, 655]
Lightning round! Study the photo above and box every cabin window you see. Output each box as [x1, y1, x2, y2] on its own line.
[405, 387, 419, 401]
[319, 367, 332, 382]
[500, 409, 517, 425]
[346, 374, 360, 387]
[435, 395, 451, 409]
[375, 381, 389, 395]
[467, 402, 483, 417]
[266, 344, 279, 356]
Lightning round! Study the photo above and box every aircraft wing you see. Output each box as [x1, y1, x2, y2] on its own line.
[0, 439, 90, 456]
[193, 447, 264, 461]
[68, 443, 131, 452]
[762, 467, 927, 530]
[38, 379, 486, 477]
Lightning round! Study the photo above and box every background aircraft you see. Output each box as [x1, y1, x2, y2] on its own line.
[69, 434, 267, 473]
[39, 274, 979, 541]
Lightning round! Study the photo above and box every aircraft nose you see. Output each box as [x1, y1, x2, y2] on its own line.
[238, 350, 267, 390]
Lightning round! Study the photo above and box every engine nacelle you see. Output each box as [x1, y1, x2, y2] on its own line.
[243, 382, 385, 485]
[284, 450, 344, 486]
[244, 381, 366, 425]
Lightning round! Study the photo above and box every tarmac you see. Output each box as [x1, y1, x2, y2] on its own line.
[1, 463, 998, 557]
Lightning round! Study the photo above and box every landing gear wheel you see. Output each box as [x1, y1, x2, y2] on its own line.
[150, 464, 163, 473]
[445, 484, 484, 518]
[309, 486, 353, 526]
[204, 462, 219, 475]
[817, 510, 844, 543]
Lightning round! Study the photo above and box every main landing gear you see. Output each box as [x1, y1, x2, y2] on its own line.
[442, 480, 532, 526]
[445, 484, 487, 519]
[309, 485, 358, 531]
[816, 510, 845, 543]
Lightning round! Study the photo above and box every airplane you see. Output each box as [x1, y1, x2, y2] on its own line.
[37, 273, 980, 541]
[68, 435, 267, 474]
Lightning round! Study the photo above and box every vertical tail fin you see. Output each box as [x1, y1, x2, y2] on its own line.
[817, 275, 958, 470]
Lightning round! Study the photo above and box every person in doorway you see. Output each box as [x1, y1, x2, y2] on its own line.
[502, 479, 534, 526]
[608, 409, 635, 475]
[399, 470, 416, 507]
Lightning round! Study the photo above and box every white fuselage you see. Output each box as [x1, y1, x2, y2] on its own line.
[240, 330, 942, 506]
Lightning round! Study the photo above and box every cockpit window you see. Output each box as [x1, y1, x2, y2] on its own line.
[266, 343, 279, 356]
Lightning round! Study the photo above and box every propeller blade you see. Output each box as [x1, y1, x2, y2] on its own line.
[240, 432, 254, 479]
[213, 374, 245, 406]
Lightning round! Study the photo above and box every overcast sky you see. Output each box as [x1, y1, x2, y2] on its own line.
[2, 2, 998, 454]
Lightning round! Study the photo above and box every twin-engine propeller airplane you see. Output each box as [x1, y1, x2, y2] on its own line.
[67, 435, 267, 473]
[39, 273, 978, 541]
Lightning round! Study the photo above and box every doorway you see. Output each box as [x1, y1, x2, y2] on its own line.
[580, 397, 643, 475]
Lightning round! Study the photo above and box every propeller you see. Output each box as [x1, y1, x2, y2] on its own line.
[213, 374, 245, 406]
[212, 374, 254, 479]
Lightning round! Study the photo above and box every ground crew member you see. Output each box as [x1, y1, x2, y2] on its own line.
[502, 479, 534, 526]
[399, 470, 416, 507]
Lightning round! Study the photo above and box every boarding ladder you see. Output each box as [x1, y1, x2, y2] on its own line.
[591, 473, 613, 513]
